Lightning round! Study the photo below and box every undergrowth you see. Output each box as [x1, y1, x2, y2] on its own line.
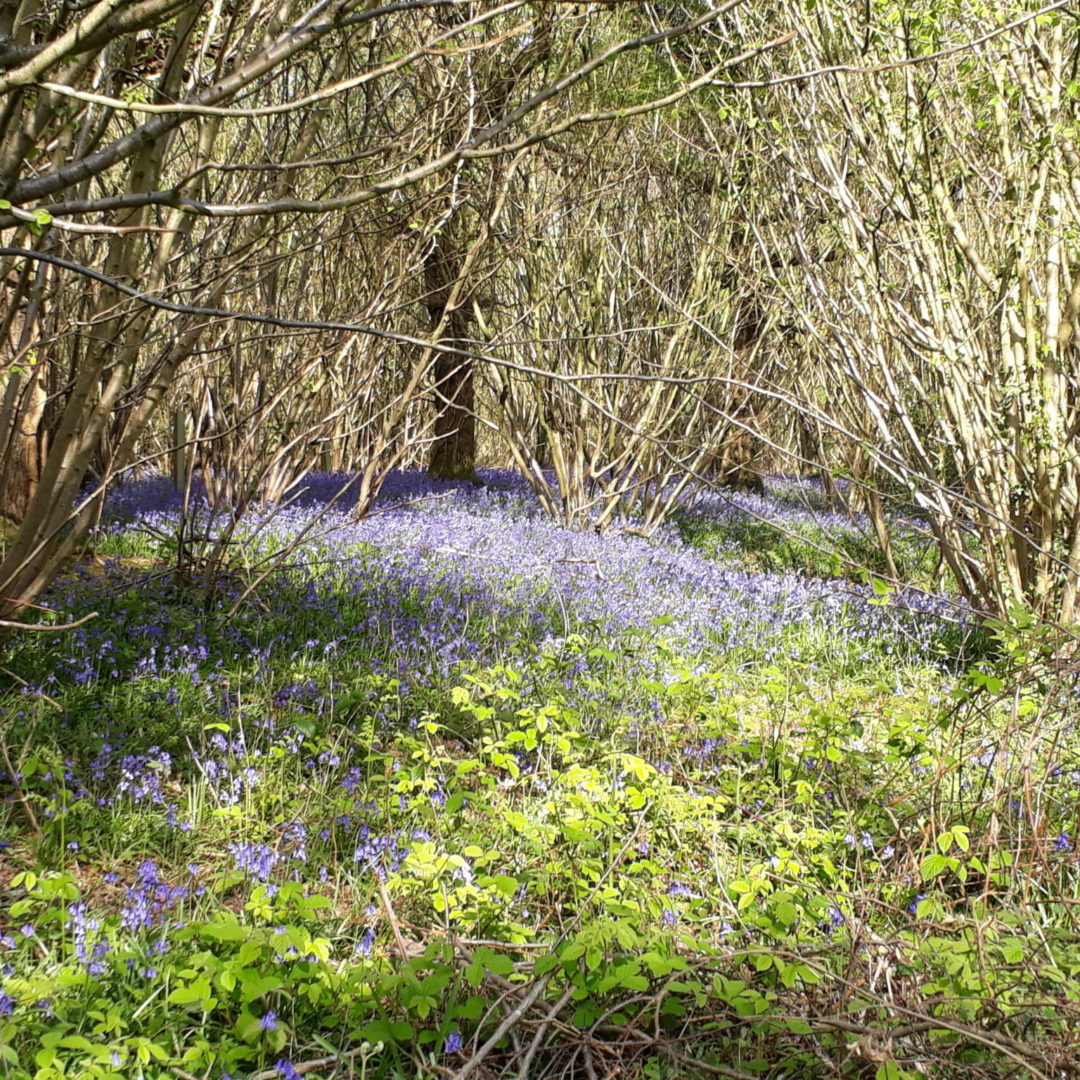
[1, 474, 1076, 1080]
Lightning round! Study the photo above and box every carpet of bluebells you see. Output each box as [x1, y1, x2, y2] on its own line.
[1, 471, 1079, 1080]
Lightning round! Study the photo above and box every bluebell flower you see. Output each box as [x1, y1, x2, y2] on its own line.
[355, 928, 376, 956]
[822, 906, 843, 934]
[444, 1031, 463, 1054]
[260, 1010, 278, 1031]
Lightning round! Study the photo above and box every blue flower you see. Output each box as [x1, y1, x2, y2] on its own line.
[355, 928, 376, 956]
[0, 992, 13, 1016]
[444, 1030, 463, 1054]
[260, 1010, 278, 1032]
[276, 1061, 302, 1080]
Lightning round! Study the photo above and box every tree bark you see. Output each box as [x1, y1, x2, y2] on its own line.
[425, 239, 481, 483]
[0, 365, 47, 523]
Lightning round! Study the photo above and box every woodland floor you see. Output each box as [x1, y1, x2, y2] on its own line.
[1, 471, 1078, 1079]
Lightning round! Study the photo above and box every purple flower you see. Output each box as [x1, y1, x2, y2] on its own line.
[260, 1010, 278, 1032]
[661, 909, 678, 928]
[1054, 832, 1072, 852]
[355, 928, 376, 956]
[0, 992, 13, 1016]
[229, 841, 280, 881]
[276, 1061, 302, 1080]
[444, 1031, 463, 1054]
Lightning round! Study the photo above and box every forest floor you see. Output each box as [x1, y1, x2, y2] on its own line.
[1, 471, 1078, 1080]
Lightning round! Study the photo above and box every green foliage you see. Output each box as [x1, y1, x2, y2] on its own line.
[1, 534, 1076, 1077]
[671, 499, 940, 586]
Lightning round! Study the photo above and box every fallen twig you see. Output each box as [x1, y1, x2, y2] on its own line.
[0, 610, 99, 631]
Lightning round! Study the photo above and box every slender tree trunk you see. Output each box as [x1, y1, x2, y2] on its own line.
[0, 366, 47, 523]
[425, 240, 481, 484]
[0, 252, 50, 524]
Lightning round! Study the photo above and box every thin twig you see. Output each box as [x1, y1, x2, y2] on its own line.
[376, 874, 420, 962]
[0, 733, 42, 839]
[518, 985, 576, 1080]
[0, 666, 64, 711]
[453, 971, 554, 1080]
[0, 610, 99, 631]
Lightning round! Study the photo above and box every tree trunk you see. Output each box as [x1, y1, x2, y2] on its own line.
[425, 241, 481, 483]
[0, 365, 47, 523]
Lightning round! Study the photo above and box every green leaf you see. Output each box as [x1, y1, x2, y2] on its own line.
[533, 953, 560, 975]
[199, 918, 250, 942]
[359, 1019, 413, 1043]
[876, 1062, 909, 1080]
[773, 901, 798, 927]
[871, 576, 893, 596]
[920, 853, 948, 879]
[169, 980, 214, 1006]
[491, 875, 519, 898]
